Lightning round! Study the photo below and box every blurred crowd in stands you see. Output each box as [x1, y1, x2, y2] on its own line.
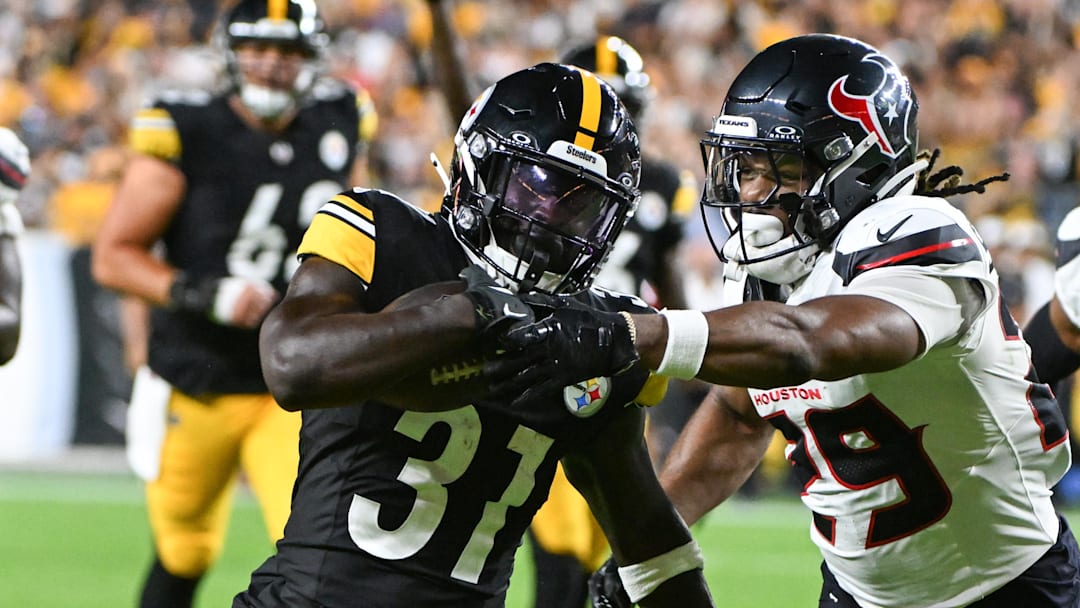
[3, 0, 1080, 447]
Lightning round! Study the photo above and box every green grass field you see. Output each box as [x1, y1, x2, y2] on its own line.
[0, 468, 823, 607]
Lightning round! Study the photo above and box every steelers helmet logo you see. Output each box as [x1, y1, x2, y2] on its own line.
[319, 130, 349, 171]
[563, 377, 610, 418]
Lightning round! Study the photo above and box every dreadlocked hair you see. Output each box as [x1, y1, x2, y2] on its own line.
[914, 148, 1010, 197]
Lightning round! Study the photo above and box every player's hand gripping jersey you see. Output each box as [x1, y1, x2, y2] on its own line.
[129, 84, 361, 394]
[750, 194, 1070, 608]
[239, 189, 666, 607]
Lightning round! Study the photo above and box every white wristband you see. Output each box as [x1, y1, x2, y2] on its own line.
[617, 540, 705, 603]
[655, 309, 709, 380]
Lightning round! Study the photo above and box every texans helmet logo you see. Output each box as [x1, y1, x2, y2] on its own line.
[827, 53, 909, 159]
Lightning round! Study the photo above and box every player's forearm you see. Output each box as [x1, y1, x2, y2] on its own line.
[659, 392, 772, 526]
[632, 302, 817, 388]
[91, 241, 174, 306]
[261, 293, 479, 410]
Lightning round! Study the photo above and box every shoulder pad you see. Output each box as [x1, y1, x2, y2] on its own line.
[311, 78, 352, 102]
[831, 195, 985, 285]
[128, 106, 181, 162]
[154, 89, 214, 107]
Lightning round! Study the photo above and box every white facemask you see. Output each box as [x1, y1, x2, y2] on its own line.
[722, 213, 819, 286]
[239, 83, 295, 120]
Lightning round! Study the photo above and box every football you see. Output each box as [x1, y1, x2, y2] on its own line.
[383, 279, 466, 312]
[382, 280, 491, 410]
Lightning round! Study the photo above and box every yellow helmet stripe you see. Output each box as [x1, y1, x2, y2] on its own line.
[574, 70, 602, 150]
[268, 0, 288, 20]
[596, 37, 617, 77]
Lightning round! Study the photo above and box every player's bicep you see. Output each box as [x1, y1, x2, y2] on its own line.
[796, 293, 924, 378]
[98, 154, 184, 250]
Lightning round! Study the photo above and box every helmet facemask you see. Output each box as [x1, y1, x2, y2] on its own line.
[449, 127, 638, 295]
[700, 126, 826, 285]
[222, 0, 327, 121]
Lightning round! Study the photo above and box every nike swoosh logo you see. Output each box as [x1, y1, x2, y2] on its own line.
[502, 303, 528, 318]
[876, 215, 913, 243]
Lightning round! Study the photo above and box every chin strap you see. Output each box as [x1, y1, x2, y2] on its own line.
[722, 213, 820, 286]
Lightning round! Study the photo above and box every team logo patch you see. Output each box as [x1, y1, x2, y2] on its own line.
[269, 140, 293, 165]
[563, 377, 610, 418]
[319, 130, 349, 171]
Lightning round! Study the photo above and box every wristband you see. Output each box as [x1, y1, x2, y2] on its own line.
[168, 272, 215, 314]
[655, 309, 709, 380]
[617, 540, 704, 603]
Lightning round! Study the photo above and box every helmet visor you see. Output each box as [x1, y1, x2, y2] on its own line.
[493, 158, 624, 274]
[702, 138, 818, 209]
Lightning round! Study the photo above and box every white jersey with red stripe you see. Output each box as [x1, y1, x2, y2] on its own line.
[748, 194, 1071, 608]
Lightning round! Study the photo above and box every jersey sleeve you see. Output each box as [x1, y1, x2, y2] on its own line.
[298, 190, 377, 286]
[845, 268, 969, 354]
[1054, 207, 1080, 326]
[355, 87, 378, 150]
[670, 169, 698, 221]
[634, 372, 669, 407]
[128, 104, 181, 162]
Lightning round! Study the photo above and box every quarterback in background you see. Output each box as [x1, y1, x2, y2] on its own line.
[92, 1, 372, 606]
[495, 34, 1080, 608]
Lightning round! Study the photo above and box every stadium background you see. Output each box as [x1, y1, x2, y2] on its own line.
[1, 0, 1079, 605]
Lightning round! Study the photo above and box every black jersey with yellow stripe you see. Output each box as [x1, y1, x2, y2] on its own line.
[592, 154, 697, 299]
[241, 188, 665, 606]
[133, 84, 361, 395]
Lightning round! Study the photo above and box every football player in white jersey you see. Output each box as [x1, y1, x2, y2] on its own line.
[1024, 206, 1080, 386]
[494, 34, 1080, 608]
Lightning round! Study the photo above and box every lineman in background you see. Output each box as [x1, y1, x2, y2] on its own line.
[0, 127, 29, 364]
[92, 1, 373, 606]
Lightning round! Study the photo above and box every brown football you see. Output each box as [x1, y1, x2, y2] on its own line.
[381, 280, 490, 410]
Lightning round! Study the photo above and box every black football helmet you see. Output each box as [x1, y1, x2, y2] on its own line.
[700, 34, 920, 275]
[442, 63, 641, 295]
[560, 36, 653, 119]
[220, 0, 327, 119]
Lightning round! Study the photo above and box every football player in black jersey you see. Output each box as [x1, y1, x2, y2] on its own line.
[91, 2, 374, 607]
[0, 127, 28, 364]
[233, 63, 712, 608]
[509, 36, 704, 608]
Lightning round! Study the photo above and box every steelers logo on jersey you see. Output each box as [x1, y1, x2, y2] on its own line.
[269, 140, 294, 165]
[319, 130, 350, 171]
[562, 377, 611, 418]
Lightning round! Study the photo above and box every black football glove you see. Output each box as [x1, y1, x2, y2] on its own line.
[487, 305, 638, 404]
[459, 264, 535, 350]
[589, 558, 632, 608]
